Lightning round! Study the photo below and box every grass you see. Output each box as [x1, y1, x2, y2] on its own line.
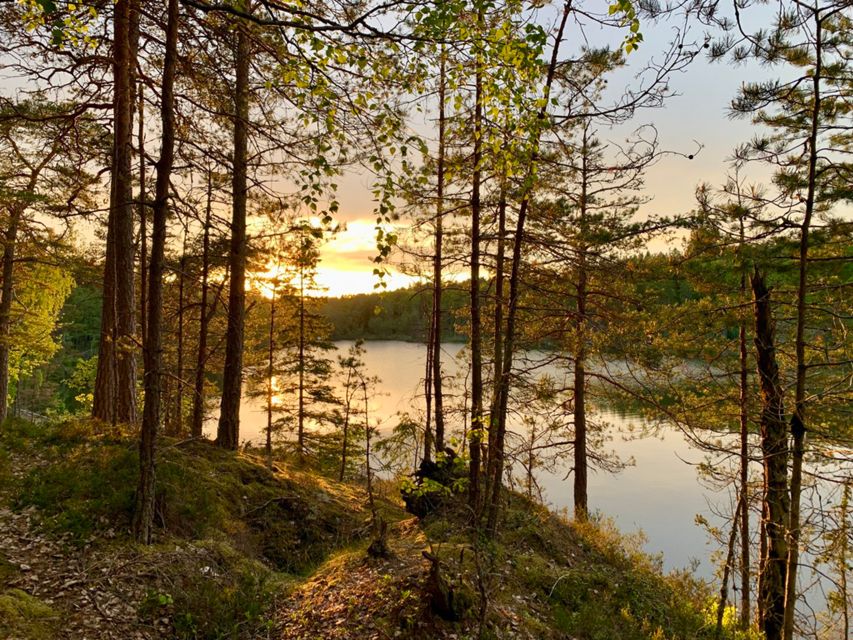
[0, 418, 725, 639]
[0, 589, 58, 640]
[0, 418, 369, 639]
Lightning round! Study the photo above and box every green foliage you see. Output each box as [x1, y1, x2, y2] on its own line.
[6, 263, 74, 404]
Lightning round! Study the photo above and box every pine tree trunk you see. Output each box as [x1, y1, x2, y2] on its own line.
[486, 1, 571, 533]
[0, 205, 23, 424]
[738, 248, 751, 628]
[266, 287, 275, 468]
[138, 87, 147, 350]
[573, 274, 588, 521]
[751, 269, 789, 640]
[432, 49, 446, 453]
[783, 13, 822, 640]
[94, 0, 139, 428]
[217, 24, 250, 450]
[572, 127, 590, 522]
[173, 233, 187, 436]
[191, 171, 213, 438]
[133, 0, 178, 544]
[297, 261, 306, 463]
[468, 26, 484, 516]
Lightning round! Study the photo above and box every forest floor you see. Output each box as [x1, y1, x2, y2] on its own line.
[0, 446, 161, 639]
[0, 418, 717, 640]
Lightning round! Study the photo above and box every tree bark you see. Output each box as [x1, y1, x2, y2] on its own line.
[265, 285, 275, 468]
[738, 221, 750, 628]
[572, 125, 591, 522]
[173, 230, 187, 436]
[432, 48, 446, 453]
[0, 205, 23, 423]
[217, 23, 250, 450]
[94, 0, 139, 428]
[297, 255, 306, 463]
[783, 12, 822, 640]
[716, 498, 743, 639]
[138, 87, 147, 349]
[468, 18, 484, 516]
[133, 0, 179, 544]
[191, 170, 213, 438]
[751, 269, 789, 640]
[485, 0, 571, 534]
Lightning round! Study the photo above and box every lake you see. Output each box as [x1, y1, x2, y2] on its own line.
[211, 340, 729, 580]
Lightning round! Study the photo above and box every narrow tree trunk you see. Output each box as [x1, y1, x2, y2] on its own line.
[716, 498, 743, 639]
[94, 0, 139, 427]
[173, 230, 187, 436]
[297, 261, 306, 463]
[423, 313, 434, 464]
[339, 369, 353, 482]
[573, 277, 588, 521]
[468, 22, 484, 516]
[265, 286, 275, 468]
[133, 0, 178, 544]
[738, 231, 751, 628]
[191, 170, 213, 438]
[783, 13, 822, 640]
[217, 24, 250, 450]
[484, 181, 507, 532]
[0, 206, 23, 423]
[572, 126, 590, 522]
[432, 48, 446, 453]
[752, 269, 789, 640]
[486, 1, 571, 533]
[138, 87, 147, 349]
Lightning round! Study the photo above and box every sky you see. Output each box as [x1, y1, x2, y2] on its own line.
[313, 6, 777, 296]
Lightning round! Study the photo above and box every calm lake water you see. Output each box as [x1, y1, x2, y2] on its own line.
[209, 340, 728, 580]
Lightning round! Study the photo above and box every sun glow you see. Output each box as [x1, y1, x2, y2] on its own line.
[248, 217, 423, 298]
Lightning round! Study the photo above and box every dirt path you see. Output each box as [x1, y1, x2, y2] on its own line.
[276, 517, 456, 640]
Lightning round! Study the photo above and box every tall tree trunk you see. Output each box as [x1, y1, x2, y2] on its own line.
[738, 221, 751, 628]
[133, 0, 178, 544]
[783, 13, 822, 640]
[94, 0, 139, 427]
[752, 269, 789, 640]
[297, 261, 306, 463]
[573, 269, 588, 521]
[486, 1, 571, 534]
[138, 87, 147, 349]
[173, 230, 187, 436]
[572, 126, 590, 522]
[0, 206, 23, 423]
[423, 314, 434, 463]
[217, 24, 250, 450]
[432, 48, 446, 454]
[468, 18, 484, 516]
[265, 286, 275, 468]
[191, 171, 213, 438]
[484, 179, 506, 532]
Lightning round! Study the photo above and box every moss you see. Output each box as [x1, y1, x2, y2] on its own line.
[0, 589, 58, 640]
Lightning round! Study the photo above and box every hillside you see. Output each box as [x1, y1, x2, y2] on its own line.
[0, 418, 728, 640]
